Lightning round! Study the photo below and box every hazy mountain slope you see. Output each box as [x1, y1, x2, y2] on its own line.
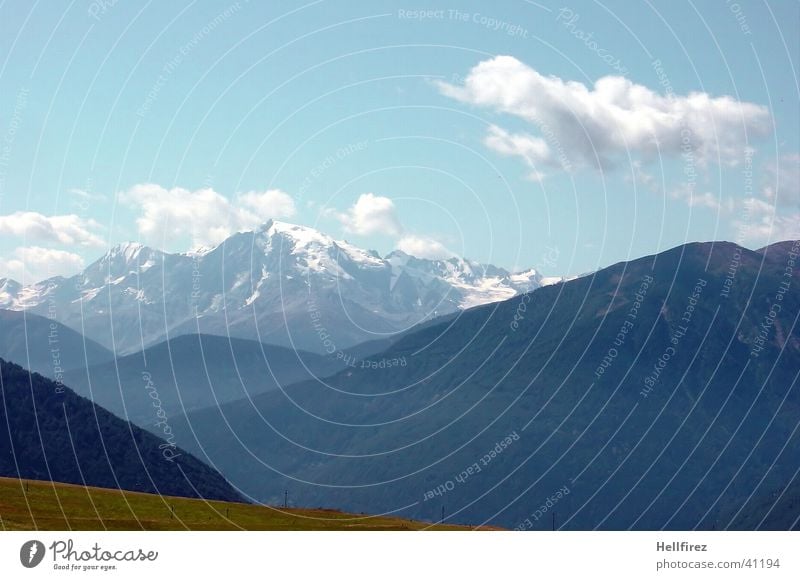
[0, 358, 241, 502]
[0, 309, 114, 376]
[172, 240, 800, 529]
[62, 333, 345, 429]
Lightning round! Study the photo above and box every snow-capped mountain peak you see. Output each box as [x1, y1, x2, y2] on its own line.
[84, 242, 163, 283]
[260, 219, 334, 250]
[0, 220, 560, 354]
[108, 241, 146, 261]
[259, 220, 385, 268]
[0, 278, 22, 309]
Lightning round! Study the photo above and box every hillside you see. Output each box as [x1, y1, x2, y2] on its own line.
[0, 359, 241, 503]
[0, 476, 483, 531]
[0, 309, 114, 377]
[172, 240, 800, 530]
[62, 333, 345, 428]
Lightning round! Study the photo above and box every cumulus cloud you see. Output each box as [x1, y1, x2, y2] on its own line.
[239, 189, 297, 219]
[397, 234, 455, 260]
[0, 212, 104, 247]
[762, 153, 800, 207]
[438, 55, 771, 171]
[735, 197, 799, 243]
[332, 193, 403, 237]
[625, 160, 660, 193]
[484, 125, 561, 181]
[68, 188, 106, 202]
[734, 154, 800, 243]
[326, 193, 456, 259]
[0, 246, 85, 282]
[120, 184, 296, 248]
[668, 184, 724, 211]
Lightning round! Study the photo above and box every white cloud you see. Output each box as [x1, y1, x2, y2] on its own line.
[485, 124, 551, 166]
[735, 197, 800, 243]
[397, 234, 454, 260]
[68, 188, 106, 202]
[438, 55, 771, 171]
[0, 246, 85, 282]
[332, 193, 403, 237]
[483, 125, 557, 181]
[326, 193, 456, 260]
[0, 212, 104, 247]
[733, 153, 800, 243]
[626, 160, 659, 192]
[239, 189, 297, 221]
[120, 184, 296, 248]
[669, 184, 722, 210]
[687, 192, 723, 210]
[762, 153, 800, 206]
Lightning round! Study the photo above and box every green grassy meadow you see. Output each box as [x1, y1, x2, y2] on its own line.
[0, 476, 489, 531]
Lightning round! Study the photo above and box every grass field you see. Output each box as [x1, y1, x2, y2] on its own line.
[0, 477, 487, 531]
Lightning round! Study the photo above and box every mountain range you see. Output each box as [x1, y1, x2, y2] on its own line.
[1, 235, 797, 530]
[167, 240, 800, 529]
[0, 220, 552, 355]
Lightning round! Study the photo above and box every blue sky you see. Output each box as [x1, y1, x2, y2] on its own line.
[0, 0, 797, 282]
